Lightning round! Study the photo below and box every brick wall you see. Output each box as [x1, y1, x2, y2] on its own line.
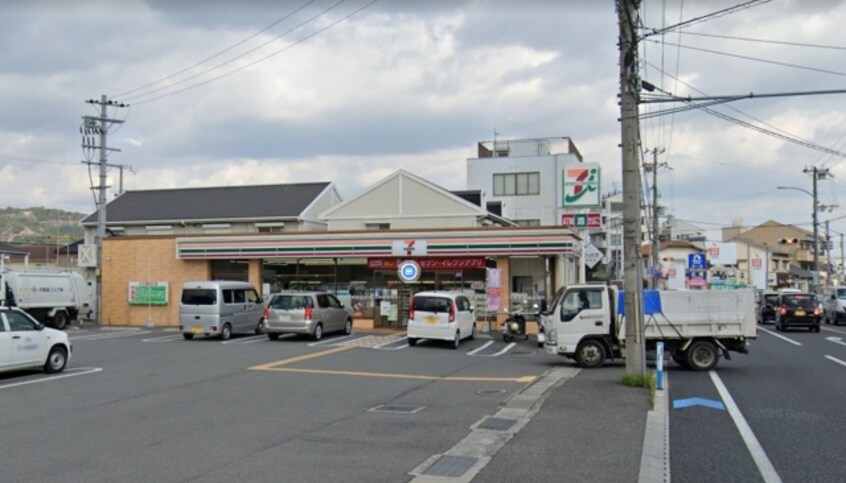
[102, 237, 209, 327]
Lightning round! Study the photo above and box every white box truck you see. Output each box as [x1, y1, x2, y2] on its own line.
[543, 284, 758, 371]
[0, 269, 94, 329]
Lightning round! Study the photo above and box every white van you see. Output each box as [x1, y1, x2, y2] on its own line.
[179, 281, 265, 340]
[407, 291, 476, 349]
[822, 286, 846, 325]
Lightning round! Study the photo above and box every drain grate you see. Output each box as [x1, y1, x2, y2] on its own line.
[367, 404, 426, 414]
[476, 389, 507, 395]
[477, 417, 518, 431]
[422, 455, 477, 477]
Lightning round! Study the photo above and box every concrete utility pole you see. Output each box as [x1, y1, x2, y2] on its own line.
[811, 166, 820, 293]
[646, 147, 666, 289]
[826, 220, 831, 285]
[840, 233, 845, 285]
[805, 166, 833, 293]
[81, 95, 127, 324]
[618, 0, 645, 376]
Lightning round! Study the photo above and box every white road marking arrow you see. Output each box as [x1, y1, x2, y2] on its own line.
[825, 336, 846, 347]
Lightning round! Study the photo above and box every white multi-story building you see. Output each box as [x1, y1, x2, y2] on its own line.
[466, 137, 587, 296]
[466, 137, 584, 226]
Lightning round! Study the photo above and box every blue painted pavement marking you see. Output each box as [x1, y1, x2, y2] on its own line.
[673, 397, 726, 410]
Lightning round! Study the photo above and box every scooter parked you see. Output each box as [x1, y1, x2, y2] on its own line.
[502, 304, 545, 346]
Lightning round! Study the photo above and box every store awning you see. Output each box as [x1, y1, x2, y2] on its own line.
[175, 227, 579, 260]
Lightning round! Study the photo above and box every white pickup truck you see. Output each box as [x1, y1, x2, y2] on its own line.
[543, 284, 757, 371]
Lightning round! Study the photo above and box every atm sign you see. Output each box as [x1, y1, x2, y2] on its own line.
[561, 213, 601, 229]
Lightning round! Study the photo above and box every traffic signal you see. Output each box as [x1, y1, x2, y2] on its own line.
[778, 238, 799, 244]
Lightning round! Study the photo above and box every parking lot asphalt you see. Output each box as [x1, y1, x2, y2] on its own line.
[1, 325, 657, 482]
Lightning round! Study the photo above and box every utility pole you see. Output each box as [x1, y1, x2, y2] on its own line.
[646, 147, 666, 289]
[841, 233, 845, 285]
[81, 95, 127, 324]
[826, 220, 831, 286]
[805, 166, 832, 293]
[618, 0, 645, 376]
[811, 166, 820, 293]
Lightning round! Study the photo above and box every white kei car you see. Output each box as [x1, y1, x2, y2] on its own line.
[0, 307, 72, 375]
[407, 291, 476, 349]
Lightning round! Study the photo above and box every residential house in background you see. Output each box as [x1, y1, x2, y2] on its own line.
[661, 215, 707, 245]
[725, 220, 818, 291]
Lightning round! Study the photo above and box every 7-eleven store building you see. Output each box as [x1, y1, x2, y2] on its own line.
[100, 227, 580, 328]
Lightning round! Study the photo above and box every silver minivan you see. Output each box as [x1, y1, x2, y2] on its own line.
[179, 281, 265, 340]
[264, 291, 353, 341]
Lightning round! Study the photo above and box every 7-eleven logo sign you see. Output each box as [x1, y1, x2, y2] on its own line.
[562, 163, 601, 208]
[392, 239, 428, 256]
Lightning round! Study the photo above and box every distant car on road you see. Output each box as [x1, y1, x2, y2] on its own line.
[0, 306, 71, 374]
[775, 292, 821, 332]
[263, 291, 353, 341]
[756, 292, 779, 325]
[822, 286, 846, 325]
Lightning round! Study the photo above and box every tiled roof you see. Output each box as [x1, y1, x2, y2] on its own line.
[81, 183, 330, 224]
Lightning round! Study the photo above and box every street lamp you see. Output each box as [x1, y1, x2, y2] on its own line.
[777, 185, 820, 293]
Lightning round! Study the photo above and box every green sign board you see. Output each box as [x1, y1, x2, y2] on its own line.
[128, 282, 169, 305]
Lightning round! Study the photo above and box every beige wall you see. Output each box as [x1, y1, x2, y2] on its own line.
[101, 237, 210, 327]
[329, 216, 479, 231]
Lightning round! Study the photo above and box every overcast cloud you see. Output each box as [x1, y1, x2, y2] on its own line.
[2, 0, 846, 242]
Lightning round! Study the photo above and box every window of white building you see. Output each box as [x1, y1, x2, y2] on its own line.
[493, 172, 540, 196]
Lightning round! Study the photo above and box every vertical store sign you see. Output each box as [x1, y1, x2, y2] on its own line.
[486, 268, 501, 312]
[562, 163, 601, 208]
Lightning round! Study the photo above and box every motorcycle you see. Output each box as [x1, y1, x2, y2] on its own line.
[502, 304, 545, 346]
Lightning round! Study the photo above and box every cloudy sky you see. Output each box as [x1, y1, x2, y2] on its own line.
[2, 0, 846, 242]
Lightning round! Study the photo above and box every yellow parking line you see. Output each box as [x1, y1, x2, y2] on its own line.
[249, 343, 537, 383]
[252, 366, 537, 383]
[249, 345, 356, 370]
[822, 326, 846, 336]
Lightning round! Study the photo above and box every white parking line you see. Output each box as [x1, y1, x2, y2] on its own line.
[142, 334, 185, 342]
[758, 327, 802, 347]
[221, 335, 268, 345]
[70, 330, 152, 341]
[467, 340, 495, 356]
[825, 355, 846, 368]
[709, 371, 783, 483]
[468, 341, 517, 357]
[0, 367, 103, 391]
[308, 335, 372, 347]
[372, 336, 409, 350]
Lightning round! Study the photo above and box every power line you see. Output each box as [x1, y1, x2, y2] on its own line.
[642, 0, 770, 38]
[124, 0, 347, 102]
[114, 0, 319, 98]
[131, 0, 380, 105]
[640, 60, 846, 158]
[644, 38, 846, 77]
[677, 31, 846, 52]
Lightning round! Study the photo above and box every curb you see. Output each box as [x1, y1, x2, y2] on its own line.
[638, 367, 670, 483]
[408, 365, 580, 482]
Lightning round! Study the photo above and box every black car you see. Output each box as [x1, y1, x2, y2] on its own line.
[775, 293, 821, 332]
[756, 292, 779, 324]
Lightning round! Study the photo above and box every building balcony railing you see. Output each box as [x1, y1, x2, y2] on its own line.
[794, 249, 815, 263]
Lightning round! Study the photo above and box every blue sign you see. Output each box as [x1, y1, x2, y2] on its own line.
[398, 260, 421, 283]
[688, 253, 707, 270]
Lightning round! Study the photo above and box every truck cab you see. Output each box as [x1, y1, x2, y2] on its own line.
[543, 284, 621, 368]
[544, 284, 757, 371]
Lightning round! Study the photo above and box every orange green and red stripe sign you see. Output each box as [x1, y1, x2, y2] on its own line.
[176, 233, 577, 259]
